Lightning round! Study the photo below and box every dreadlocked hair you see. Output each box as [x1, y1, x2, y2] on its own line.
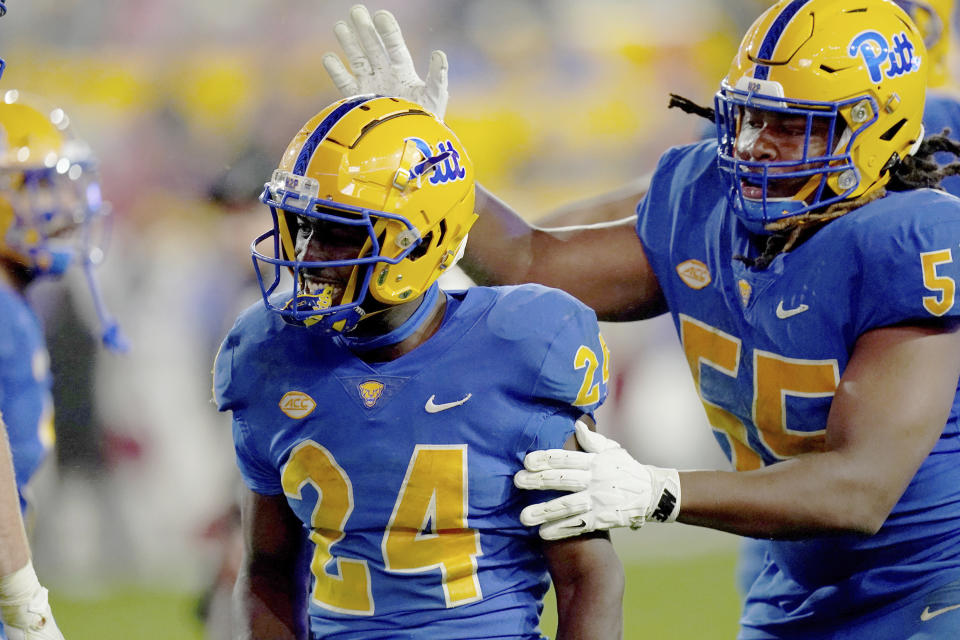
[734, 188, 889, 269]
[887, 129, 960, 191]
[668, 94, 715, 122]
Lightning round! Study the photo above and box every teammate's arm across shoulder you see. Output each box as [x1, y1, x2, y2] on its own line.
[544, 416, 623, 639]
[518, 321, 960, 540]
[460, 185, 666, 321]
[680, 320, 960, 537]
[235, 488, 308, 640]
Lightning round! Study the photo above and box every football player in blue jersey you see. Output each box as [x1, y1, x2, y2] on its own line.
[213, 95, 623, 639]
[0, 8, 68, 637]
[0, 88, 127, 639]
[730, 0, 960, 601]
[324, 1, 960, 638]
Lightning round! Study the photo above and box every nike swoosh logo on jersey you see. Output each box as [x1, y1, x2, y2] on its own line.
[920, 603, 960, 621]
[425, 393, 473, 413]
[775, 300, 809, 319]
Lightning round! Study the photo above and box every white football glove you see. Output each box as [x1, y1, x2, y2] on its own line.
[514, 419, 681, 540]
[322, 4, 449, 119]
[0, 562, 65, 640]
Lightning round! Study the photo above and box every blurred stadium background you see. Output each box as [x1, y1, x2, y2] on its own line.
[0, 0, 783, 637]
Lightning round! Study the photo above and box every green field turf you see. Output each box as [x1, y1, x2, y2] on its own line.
[541, 550, 742, 639]
[49, 548, 741, 639]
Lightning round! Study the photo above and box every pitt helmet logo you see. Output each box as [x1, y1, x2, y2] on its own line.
[358, 380, 385, 408]
[406, 137, 467, 185]
[676, 259, 712, 290]
[849, 31, 920, 83]
[279, 391, 316, 419]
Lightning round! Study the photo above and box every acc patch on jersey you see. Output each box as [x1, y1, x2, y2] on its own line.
[279, 391, 317, 419]
[676, 259, 712, 290]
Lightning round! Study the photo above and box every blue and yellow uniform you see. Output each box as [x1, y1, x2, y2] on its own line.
[637, 140, 960, 638]
[0, 283, 54, 640]
[214, 284, 608, 640]
[0, 283, 53, 513]
[732, 50, 960, 612]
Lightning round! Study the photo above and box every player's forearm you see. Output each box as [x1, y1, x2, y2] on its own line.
[678, 454, 894, 538]
[555, 577, 624, 639]
[0, 421, 29, 576]
[233, 569, 306, 640]
[464, 186, 665, 320]
[547, 535, 624, 640]
[459, 185, 537, 287]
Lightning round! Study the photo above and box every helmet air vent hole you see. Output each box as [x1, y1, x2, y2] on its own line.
[408, 232, 431, 260]
[436, 219, 447, 246]
[879, 118, 907, 141]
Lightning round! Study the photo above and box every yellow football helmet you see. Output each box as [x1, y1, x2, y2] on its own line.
[716, 0, 927, 232]
[0, 90, 127, 351]
[894, 0, 953, 87]
[0, 89, 103, 276]
[254, 95, 477, 332]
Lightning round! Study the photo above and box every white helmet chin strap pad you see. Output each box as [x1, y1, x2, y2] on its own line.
[907, 124, 925, 157]
[447, 233, 469, 271]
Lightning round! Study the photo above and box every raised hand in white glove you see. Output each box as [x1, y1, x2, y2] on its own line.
[514, 418, 681, 540]
[322, 4, 449, 119]
[0, 562, 65, 640]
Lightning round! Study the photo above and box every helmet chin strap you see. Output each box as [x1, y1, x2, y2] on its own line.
[339, 282, 441, 352]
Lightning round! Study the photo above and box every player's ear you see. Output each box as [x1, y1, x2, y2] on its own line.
[562, 414, 597, 452]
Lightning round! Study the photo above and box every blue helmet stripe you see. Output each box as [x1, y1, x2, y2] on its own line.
[753, 0, 814, 80]
[293, 95, 376, 175]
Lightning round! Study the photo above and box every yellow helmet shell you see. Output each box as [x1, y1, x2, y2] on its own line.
[723, 0, 927, 203]
[257, 96, 476, 329]
[0, 89, 99, 273]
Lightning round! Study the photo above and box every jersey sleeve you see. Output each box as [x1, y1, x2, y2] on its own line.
[212, 303, 284, 495]
[854, 193, 960, 332]
[212, 329, 240, 412]
[528, 292, 609, 415]
[232, 412, 283, 495]
[635, 140, 722, 264]
[212, 299, 270, 413]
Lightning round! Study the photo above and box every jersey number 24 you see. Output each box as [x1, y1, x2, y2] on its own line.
[281, 442, 482, 615]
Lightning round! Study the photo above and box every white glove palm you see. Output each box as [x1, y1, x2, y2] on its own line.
[0, 563, 65, 640]
[514, 420, 681, 540]
[322, 4, 449, 120]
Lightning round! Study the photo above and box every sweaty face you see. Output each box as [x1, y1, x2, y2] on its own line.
[293, 212, 371, 306]
[735, 107, 838, 200]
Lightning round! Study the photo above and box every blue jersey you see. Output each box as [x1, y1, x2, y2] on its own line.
[731, 87, 960, 606]
[0, 283, 54, 511]
[214, 285, 608, 640]
[636, 140, 960, 636]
